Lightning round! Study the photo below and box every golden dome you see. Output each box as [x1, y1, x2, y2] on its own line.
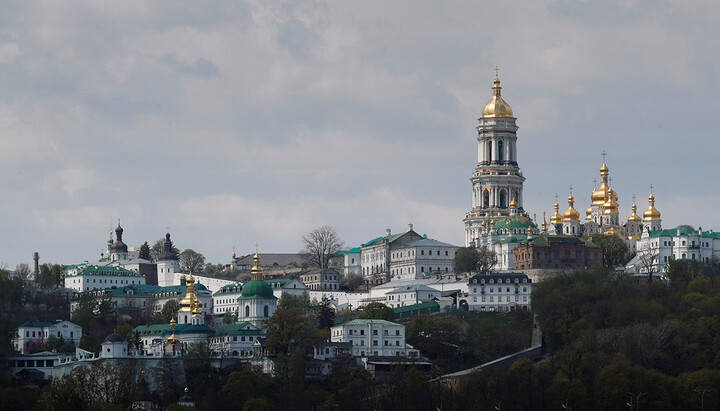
[604, 227, 623, 236]
[481, 220, 486, 227]
[541, 218, 547, 232]
[490, 219, 496, 225]
[586, 206, 592, 219]
[550, 202, 562, 224]
[250, 252, 264, 281]
[509, 197, 518, 208]
[591, 163, 611, 206]
[603, 188, 619, 214]
[482, 77, 514, 118]
[643, 194, 661, 221]
[179, 272, 202, 317]
[562, 195, 580, 222]
[526, 226, 533, 234]
[628, 203, 642, 222]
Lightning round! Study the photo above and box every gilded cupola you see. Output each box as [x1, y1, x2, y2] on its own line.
[591, 163, 611, 206]
[562, 195, 580, 222]
[550, 202, 562, 224]
[643, 194, 661, 221]
[482, 77, 514, 118]
[603, 187, 619, 214]
[509, 197, 518, 208]
[628, 203, 642, 222]
[179, 272, 202, 317]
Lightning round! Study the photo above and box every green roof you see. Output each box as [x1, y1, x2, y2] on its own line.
[362, 232, 407, 247]
[340, 319, 401, 327]
[133, 324, 172, 337]
[69, 265, 144, 277]
[496, 236, 521, 244]
[493, 215, 537, 230]
[648, 226, 720, 239]
[238, 280, 277, 300]
[393, 301, 439, 315]
[214, 283, 244, 296]
[214, 322, 265, 337]
[338, 247, 361, 254]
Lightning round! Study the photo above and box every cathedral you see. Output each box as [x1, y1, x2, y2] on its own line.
[465, 74, 664, 271]
[545, 159, 663, 240]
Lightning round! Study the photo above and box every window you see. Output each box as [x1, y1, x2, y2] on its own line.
[373, 330, 378, 335]
[360, 330, 365, 335]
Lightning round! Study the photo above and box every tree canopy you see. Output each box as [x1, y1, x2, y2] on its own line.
[590, 233, 630, 268]
[359, 302, 395, 322]
[179, 249, 205, 273]
[300, 226, 345, 269]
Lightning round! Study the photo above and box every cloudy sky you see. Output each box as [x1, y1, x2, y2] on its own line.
[1, 0, 718, 268]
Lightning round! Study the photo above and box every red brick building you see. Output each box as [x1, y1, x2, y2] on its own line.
[513, 235, 602, 270]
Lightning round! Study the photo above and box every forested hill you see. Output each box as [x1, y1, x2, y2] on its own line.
[530, 260, 720, 410]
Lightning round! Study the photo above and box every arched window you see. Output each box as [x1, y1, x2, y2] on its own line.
[245, 305, 250, 317]
[498, 140, 504, 162]
[487, 142, 492, 163]
[499, 190, 507, 208]
[483, 190, 489, 209]
[264, 305, 269, 317]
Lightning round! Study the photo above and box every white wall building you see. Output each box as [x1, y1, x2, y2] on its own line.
[65, 265, 146, 292]
[628, 226, 720, 274]
[14, 320, 82, 354]
[208, 322, 264, 358]
[465, 273, 532, 312]
[339, 248, 361, 276]
[299, 268, 341, 291]
[385, 285, 443, 308]
[331, 319, 411, 357]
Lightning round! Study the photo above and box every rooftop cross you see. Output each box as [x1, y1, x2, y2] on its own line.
[255, 242, 259, 253]
[632, 194, 637, 204]
[601, 150, 607, 163]
[593, 178, 598, 189]
[649, 184, 654, 194]
[494, 66, 499, 78]
[569, 185, 574, 196]
[554, 193, 559, 203]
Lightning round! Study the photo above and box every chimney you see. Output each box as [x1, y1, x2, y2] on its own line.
[408, 223, 413, 232]
[33, 252, 39, 282]
[386, 228, 391, 237]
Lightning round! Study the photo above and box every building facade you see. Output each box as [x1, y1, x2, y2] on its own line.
[513, 235, 603, 270]
[466, 273, 532, 312]
[13, 320, 82, 354]
[330, 319, 410, 358]
[464, 76, 527, 246]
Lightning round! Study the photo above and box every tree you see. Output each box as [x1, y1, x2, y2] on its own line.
[476, 246, 498, 274]
[154, 300, 180, 324]
[590, 234, 629, 268]
[179, 249, 205, 273]
[38, 263, 65, 288]
[150, 238, 180, 263]
[454, 247, 481, 275]
[15, 263, 31, 281]
[263, 307, 322, 355]
[300, 226, 345, 269]
[341, 273, 365, 291]
[139, 241, 151, 261]
[316, 296, 336, 330]
[359, 302, 394, 321]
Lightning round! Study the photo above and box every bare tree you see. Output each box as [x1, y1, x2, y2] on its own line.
[477, 246, 498, 273]
[300, 226, 345, 269]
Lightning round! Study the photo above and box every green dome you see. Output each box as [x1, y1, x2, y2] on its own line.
[240, 280, 275, 300]
[493, 215, 537, 230]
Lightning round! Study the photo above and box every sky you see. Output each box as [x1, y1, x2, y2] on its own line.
[1, 0, 719, 268]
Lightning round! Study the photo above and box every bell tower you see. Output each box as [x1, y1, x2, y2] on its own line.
[464, 73, 526, 246]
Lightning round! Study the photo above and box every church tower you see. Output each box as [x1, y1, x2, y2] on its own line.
[157, 232, 180, 286]
[464, 75, 526, 246]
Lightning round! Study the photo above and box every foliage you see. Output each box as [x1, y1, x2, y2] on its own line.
[590, 233, 630, 268]
[316, 296, 336, 330]
[476, 245, 498, 274]
[71, 292, 118, 352]
[179, 249, 206, 273]
[150, 238, 180, 262]
[37, 360, 138, 410]
[358, 302, 394, 322]
[38, 263, 65, 288]
[278, 292, 311, 310]
[0, 269, 24, 313]
[453, 247, 481, 275]
[341, 273, 365, 291]
[300, 225, 345, 269]
[153, 299, 180, 324]
[185, 341, 212, 371]
[139, 241, 151, 261]
[263, 307, 323, 355]
[223, 310, 238, 324]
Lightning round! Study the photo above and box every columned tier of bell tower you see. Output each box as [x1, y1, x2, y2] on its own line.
[464, 76, 526, 246]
